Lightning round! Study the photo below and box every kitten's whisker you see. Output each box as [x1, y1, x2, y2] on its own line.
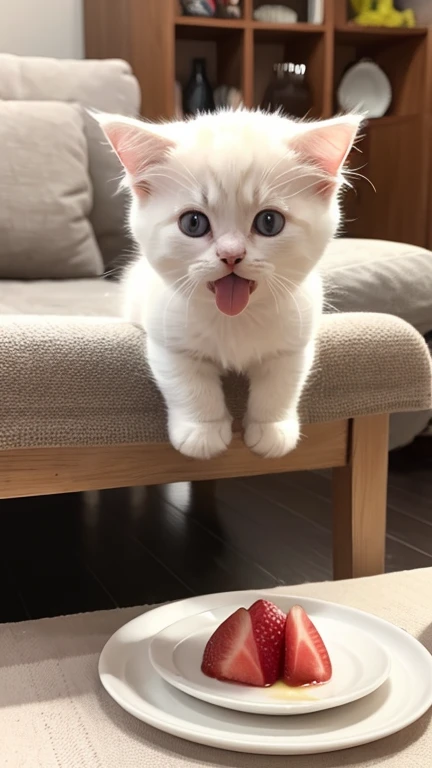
[281, 179, 333, 199]
[344, 169, 376, 193]
[267, 177, 323, 197]
[346, 162, 368, 173]
[273, 273, 338, 314]
[145, 171, 192, 195]
[174, 158, 202, 191]
[273, 273, 316, 307]
[273, 273, 311, 293]
[162, 275, 195, 342]
[271, 276, 303, 332]
[312, 182, 334, 198]
[259, 151, 292, 186]
[267, 167, 327, 190]
[170, 273, 193, 289]
[322, 300, 340, 313]
[162, 163, 203, 196]
[145, 167, 195, 188]
[269, 168, 324, 187]
[267, 280, 280, 315]
[182, 279, 198, 328]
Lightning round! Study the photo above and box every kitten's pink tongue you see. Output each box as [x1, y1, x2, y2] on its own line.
[213, 274, 251, 316]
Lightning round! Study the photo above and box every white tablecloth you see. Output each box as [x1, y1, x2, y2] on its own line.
[1, 569, 431, 767]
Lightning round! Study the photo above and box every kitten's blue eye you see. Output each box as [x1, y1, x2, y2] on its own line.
[179, 211, 211, 238]
[253, 210, 285, 237]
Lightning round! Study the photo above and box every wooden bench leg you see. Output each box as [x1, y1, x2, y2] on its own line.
[332, 414, 389, 580]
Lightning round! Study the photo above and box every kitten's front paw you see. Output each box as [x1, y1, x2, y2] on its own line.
[169, 419, 232, 460]
[244, 418, 300, 459]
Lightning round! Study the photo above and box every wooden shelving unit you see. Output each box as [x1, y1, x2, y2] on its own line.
[335, 24, 428, 38]
[175, 16, 246, 29]
[84, 0, 432, 247]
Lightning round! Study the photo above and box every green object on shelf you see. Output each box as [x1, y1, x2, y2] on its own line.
[350, 0, 416, 27]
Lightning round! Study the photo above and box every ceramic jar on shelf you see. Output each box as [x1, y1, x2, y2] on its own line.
[262, 62, 312, 118]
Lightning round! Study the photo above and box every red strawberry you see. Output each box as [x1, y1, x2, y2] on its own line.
[284, 605, 332, 686]
[201, 608, 264, 686]
[248, 599, 286, 685]
[202, 599, 286, 687]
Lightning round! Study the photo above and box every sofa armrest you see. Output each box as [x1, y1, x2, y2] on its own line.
[0, 312, 430, 450]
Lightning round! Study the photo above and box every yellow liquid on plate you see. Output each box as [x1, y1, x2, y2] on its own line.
[266, 681, 318, 701]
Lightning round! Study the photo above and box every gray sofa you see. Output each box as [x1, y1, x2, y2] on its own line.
[1, 54, 431, 581]
[0, 54, 430, 453]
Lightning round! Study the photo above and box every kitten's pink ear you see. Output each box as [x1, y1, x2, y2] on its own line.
[95, 115, 175, 195]
[291, 116, 361, 178]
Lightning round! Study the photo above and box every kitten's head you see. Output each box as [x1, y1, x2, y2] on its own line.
[97, 109, 361, 316]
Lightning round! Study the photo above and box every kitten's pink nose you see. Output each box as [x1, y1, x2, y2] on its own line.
[218, 252, 245, 266]
[216, 234, 246, 266]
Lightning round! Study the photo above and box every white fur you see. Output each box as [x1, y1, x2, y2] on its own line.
[99, 109, 360, 459]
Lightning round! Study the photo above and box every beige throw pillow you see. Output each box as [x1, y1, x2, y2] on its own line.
[0, 100, 104, 278]
[0, 54, 141, 271]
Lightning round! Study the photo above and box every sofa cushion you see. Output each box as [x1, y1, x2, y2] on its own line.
[2, 278, 429, 451]
[0, 279, 121, 317]
[323, 239, 432, 336]
[0, 54, 141, 270]
[0, 290, 430, 449]
[0, 101, 103, 279]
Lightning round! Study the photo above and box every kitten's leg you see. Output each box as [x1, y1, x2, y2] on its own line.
[146, 340, 232, 460]
[244, 343, 315, 459]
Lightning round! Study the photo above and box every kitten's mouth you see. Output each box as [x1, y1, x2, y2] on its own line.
[207, 274, 257, 316]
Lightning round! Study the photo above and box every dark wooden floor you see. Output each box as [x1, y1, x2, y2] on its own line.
[0, 440, 431, 623]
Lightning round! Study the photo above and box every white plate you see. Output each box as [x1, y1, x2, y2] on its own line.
[149, 604, 391, 715]
[338, 59, 392, 118]
[99, 590, 432, 755]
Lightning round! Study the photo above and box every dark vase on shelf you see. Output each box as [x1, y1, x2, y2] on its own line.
[262, 63, 312, 118]
[183, 58, 215, 116]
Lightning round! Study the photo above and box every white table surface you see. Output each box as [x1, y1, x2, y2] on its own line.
[1, 568, 431, 767]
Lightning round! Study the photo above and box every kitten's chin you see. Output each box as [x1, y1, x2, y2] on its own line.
[207, 275, 257, 317]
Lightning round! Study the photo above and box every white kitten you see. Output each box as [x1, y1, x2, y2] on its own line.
[98, 109, 360, 460]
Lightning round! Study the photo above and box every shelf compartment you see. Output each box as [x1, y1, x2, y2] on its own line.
[342, 115, 426, 246]
[252, 0, 319, 24]
[252, 21, 325, 41]
[176, 27, 245, 105]
[336, 24, 428, 45]
[334, 32, 428, 117]
[175, 17, 246, 36]
[175, 18, 326, 39]
[254, 31, 326, 117]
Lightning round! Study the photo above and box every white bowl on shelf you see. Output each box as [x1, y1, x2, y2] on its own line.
[338, 59, 392, 118]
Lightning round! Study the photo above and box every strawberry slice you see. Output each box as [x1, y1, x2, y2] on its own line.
[201, 608, 264, 686]
[248, 599, 286, 685]
[284, 605, 332, 686]
[201, 599, 286, 687]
